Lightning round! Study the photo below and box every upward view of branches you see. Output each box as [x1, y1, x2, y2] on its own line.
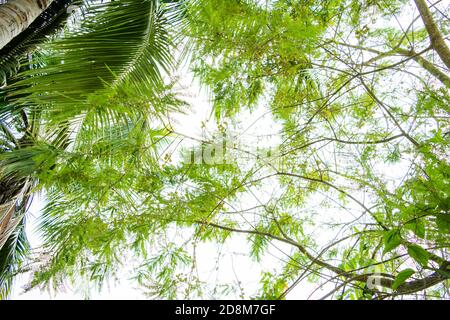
[0, 0, 449, 300]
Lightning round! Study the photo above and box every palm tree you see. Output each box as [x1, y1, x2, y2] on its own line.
[0, 0, 55, 50]
[0, 0, 73, 86]
[0, 0, 179, 298]
[0, 0, 74, 298]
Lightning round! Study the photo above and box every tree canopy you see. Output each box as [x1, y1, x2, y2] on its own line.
[0, 0, 449, 300]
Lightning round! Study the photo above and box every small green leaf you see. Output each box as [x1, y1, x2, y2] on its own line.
[383, 229, 402, 253]
[407, 244, 430, 267]
[392, 269, 415, 290]
[405, 220, 426, 239]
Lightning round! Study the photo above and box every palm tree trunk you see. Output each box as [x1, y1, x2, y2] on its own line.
[0, 201, 22, 249]
[0, 177, 29, 250]
[0, 0, 55, 50]
[0, 0, 73, 86]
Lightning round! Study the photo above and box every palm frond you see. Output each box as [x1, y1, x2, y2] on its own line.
[0, 0, 182, 298]
[0, 0, 74, 87]
[0, 215, 30, 299]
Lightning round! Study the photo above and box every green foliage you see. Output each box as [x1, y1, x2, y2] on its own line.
[383, 229, 402, 254]
[4, 0, 175, 123]
[0, 218, 29, 299]
[407, 245, 430, 267]
[256, 272, 288, 300]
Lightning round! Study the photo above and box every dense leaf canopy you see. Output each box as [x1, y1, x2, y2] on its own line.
[0, 0, 449, 299]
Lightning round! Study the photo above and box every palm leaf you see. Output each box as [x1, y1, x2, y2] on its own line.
[0, 0, 74, 87]
[0, 215, 30, 299]
[0, 0, 181, 298]
[3, 0, 177, 123]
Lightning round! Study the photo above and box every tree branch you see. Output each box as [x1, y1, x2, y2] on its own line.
[396, 48, 450, 86]
[198, 220, 450, 297]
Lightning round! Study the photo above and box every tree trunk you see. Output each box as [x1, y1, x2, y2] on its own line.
[414, 0, 450, 70]
[0, 178, 30, 251]
[0, 201, 22, 250]
[0, 0, 54, 50]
